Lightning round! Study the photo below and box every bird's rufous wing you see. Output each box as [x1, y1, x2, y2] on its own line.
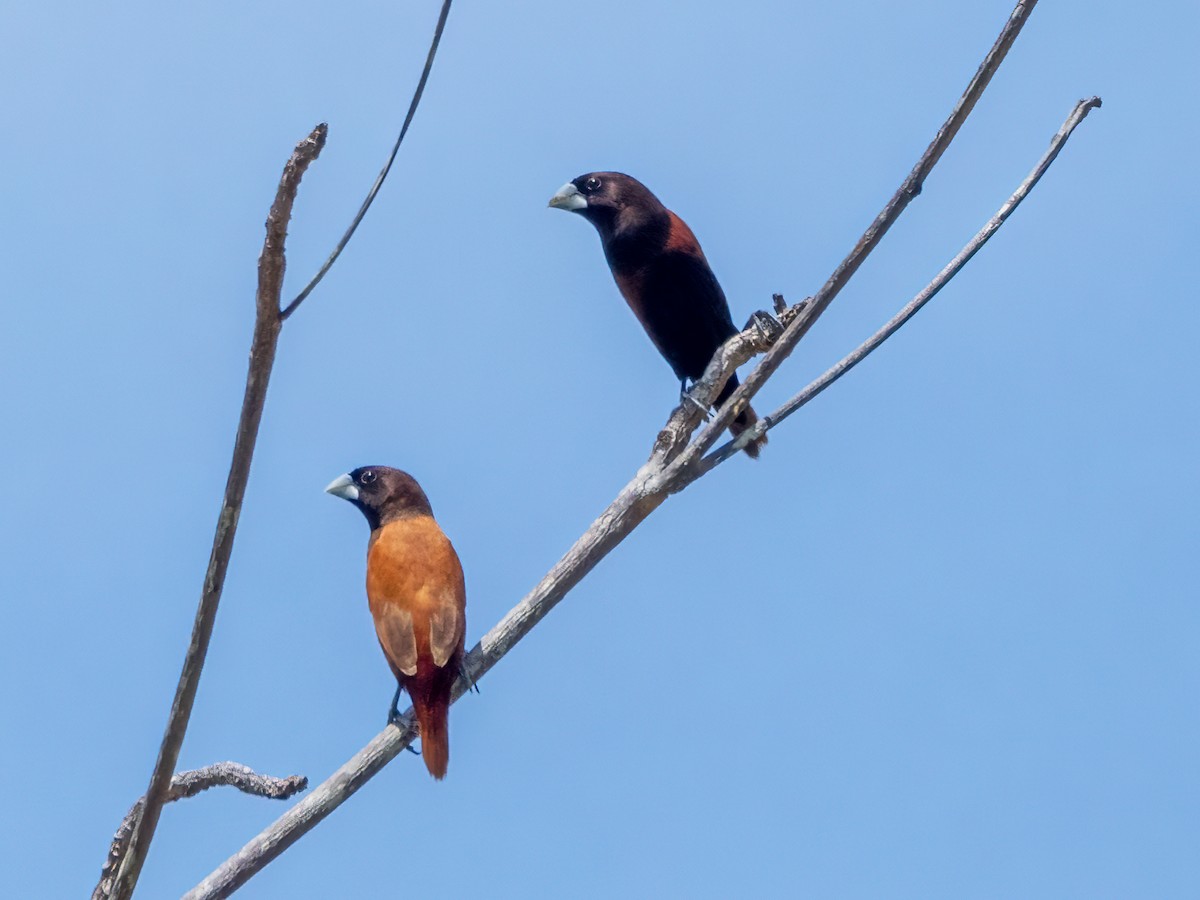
[367, 517, 466, 676]
[428, 600, 462, 668]
[375, 606, 419, 676]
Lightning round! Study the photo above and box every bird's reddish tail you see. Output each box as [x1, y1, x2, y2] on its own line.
[414, 696, 450, 780]
[730, 405, 768, 458]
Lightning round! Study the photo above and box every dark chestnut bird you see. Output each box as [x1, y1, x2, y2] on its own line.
[549, 171, 766, 457]
[326, 466, 466, 780]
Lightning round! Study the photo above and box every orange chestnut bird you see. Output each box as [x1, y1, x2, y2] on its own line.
[326, 466, 466, 780]
[549, 172, 766, 458]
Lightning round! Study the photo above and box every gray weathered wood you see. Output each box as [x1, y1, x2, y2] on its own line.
[94, 763, 307, 900]
[109, 125, 327, 900]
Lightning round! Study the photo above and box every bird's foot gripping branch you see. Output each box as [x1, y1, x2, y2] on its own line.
[652, 295, 810, 472]
[549, 171, 775, 459]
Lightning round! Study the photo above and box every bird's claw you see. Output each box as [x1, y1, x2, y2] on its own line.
[678, 378, 713, 418]
[747, 309, 784, 343]
[460, 662, 480, 694]
[386, 684, 404, 727]
[682, 391, 712, 419]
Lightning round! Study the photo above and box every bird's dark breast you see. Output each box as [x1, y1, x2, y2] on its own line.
[610, 248, 738, 382]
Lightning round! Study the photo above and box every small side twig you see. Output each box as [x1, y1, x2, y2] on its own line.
[109, 124, 326, 900]
[93, 763, 307, 900]
[280, 0, 454, 321]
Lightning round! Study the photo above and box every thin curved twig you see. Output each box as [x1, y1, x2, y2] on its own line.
[279, 0, 454, 321]
[697, 96, 1104, 472]
[183, 5, 1067, 896]
[109, 123, 327, 900]
[94, 763, 307, 900]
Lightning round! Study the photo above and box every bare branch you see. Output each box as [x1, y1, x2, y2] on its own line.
[658, 0, 1042, 479]
[648, 299, 812, 469]
[184, 6, 1066, 894]
[95, 763, 307, 900]
[279, 0, 454, 321]
[698, 96, 1104, 471]
[184, 468, 671, 899]
[183, 726, 419, 900]
[179, 303, 802, 900]
[110, 124, 326, 900]
[181, 300, 798, 900]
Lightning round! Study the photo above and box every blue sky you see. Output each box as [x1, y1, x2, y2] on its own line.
[2, 1, 1197, 897]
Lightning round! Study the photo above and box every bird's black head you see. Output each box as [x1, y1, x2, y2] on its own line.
[325, 465, 433, 531]
[548, 171, 667, 239]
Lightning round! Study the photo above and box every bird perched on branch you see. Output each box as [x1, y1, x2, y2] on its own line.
[326, 466, 467, 780]
[549, 171, 767, 458]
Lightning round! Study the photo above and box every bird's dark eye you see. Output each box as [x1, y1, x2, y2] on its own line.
[359, 470, 376, 485]
[584, 176, 602, 192]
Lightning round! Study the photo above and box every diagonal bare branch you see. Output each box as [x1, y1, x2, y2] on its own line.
[182, 308, 803, 899]
[279, 0, 455, 321]
[94, 763, 307, 900]
[661, 0, 1043, 477]
[109, 123, 327, 900]
[183, 5, 1074, 896]
[697, 96, 1104, 472]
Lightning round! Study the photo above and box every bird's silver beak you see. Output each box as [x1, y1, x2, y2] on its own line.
[324, 473, 359, 501]
[548, 182, 587, 211]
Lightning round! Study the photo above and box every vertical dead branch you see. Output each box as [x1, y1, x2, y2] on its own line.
[109, 124, 327, 900]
